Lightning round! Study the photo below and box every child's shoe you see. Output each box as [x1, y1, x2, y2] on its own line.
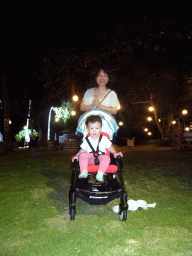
[78, 170, 88, 178]
[96, 171, 104, 182]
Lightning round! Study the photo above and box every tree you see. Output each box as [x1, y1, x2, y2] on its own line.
[34, 52, 73, 101]
[124, 61, 186, 140]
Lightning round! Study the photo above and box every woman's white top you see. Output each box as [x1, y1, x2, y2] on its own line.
[82, 88, 120, 108]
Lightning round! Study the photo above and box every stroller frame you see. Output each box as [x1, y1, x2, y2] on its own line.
[69, 133, 128, 221]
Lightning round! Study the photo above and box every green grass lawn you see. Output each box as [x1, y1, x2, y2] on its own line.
[0, 147, 192, 255]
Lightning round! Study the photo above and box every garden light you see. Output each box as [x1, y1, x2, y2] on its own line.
[148, 132, 152, 136]
[184, 127, 190, 131]
[172, 120, 176, 125]
[144, 128, 148, 132]
[148, 106, 154, 112]
[55, 117, 59, 122]
[147, 117, 152, 121]
[72, 95, 78, 102]
[117, 105, 121, 110]
[182, 109, 188, 115]
[71, 110, 76, 116]
[119, 121, 123, 126]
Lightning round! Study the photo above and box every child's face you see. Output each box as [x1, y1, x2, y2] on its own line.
[87, 121, 102, 139]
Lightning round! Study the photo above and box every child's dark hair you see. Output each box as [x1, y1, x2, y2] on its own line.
[85, 115, 102, 127]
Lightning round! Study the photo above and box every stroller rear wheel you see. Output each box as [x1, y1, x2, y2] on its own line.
[69, 190, 76, 220]
[119, 209, 127, 221]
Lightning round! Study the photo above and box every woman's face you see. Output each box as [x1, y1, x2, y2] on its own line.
[96, 70, 109, 87]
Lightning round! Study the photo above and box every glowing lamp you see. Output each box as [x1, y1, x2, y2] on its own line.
[144, 128, 148, 132]
[147, 117, 152, 121]
[185, 127, 190, 131]
[119, 121, 123, 126]
[182, 110, 188, 115]
[172, 120, 176, 125]
[73, 95, 78, 102]
[117, 105, 121, 110]
[149, 107, 154, 112]
[71, 110, 76, 116]
[148, 132, 152, 136]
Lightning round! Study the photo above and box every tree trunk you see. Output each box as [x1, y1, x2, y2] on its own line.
[149, 95, 165, 140]
[153, 107, 165, 140]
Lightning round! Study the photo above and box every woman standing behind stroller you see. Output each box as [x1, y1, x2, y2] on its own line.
[80, 68, 120, 115]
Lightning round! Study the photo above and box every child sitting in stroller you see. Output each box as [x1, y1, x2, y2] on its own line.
[72, 115, 123, 182]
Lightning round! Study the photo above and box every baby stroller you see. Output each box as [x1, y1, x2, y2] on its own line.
[69, 109, 128, 221]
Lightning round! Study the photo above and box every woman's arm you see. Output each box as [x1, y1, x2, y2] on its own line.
[98, 104, 118, 115]
[80, 88, 119, 115]
[80, 100, 117, 115]
[80, 101, 94, 112]
[80, 88, 95, 112]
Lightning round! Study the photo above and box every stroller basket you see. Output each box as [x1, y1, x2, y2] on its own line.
[76, 187, 122, 205]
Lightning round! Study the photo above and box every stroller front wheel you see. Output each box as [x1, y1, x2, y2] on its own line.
[70, 208, 75, 220]
[119, 209, 127, 221]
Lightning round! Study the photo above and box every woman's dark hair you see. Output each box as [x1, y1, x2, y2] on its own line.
[85, 115, 102, 127]
[96, 67, 111, 80]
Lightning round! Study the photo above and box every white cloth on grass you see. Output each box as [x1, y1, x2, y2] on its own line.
[112, 200, 156, 213]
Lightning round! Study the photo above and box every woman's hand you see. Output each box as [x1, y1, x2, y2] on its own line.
[80, 102, 94, 112]
[92, 97, 101, 108]
[80, 94, 118, 115]
[93, 98, 118, 115]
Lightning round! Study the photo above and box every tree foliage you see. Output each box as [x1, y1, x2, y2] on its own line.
[121, 60, 191, 140]
[33, 51, 192, 141]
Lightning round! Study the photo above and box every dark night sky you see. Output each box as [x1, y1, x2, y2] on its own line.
[3, 13, 192, 97]
[3, 11, 192, 77]
[1, 9, 192, 138]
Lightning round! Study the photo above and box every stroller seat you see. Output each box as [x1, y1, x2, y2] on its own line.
[87, 165, 117, 173]
[69, 110, 128, 221]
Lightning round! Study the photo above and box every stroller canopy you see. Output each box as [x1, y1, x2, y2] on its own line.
[76, 109, 119, 140]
